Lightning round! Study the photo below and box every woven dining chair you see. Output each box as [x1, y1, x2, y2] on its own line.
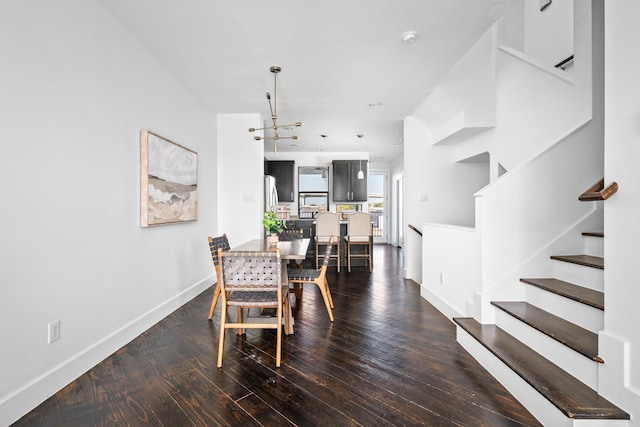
[216, 248, 290, 368]
[287, 236, 335, 321]
[207, 234, 231, 320]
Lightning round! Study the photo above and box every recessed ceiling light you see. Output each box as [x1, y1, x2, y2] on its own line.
[402, 31, 417, 44]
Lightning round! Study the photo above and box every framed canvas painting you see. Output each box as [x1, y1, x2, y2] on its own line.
[140, 130, 198, 227]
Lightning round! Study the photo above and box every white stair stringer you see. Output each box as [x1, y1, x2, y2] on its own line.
[494, 308, 598, 390]
[456, 325, 630, 427]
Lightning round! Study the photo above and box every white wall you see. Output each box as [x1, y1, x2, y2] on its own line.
[0, 1, 217, 424]
[217, 114, 264, 245]
[454, 0, 592, 175]
[403, 117, 487, 283]
[404, 0, 596, 294]
[415, 28, 496, 145]
[600, 0, 640, 417]
[498, 0, 574, 71]
[389, 156, 404, 248]
[523, 0, 573, 67]
[421, 224, 479, 319]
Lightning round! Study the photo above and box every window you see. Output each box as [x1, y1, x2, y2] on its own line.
[336, 204, 361, 213]
[298, 166, 329, 218]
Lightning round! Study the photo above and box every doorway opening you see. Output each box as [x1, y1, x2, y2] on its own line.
[368, 171, 388, 243]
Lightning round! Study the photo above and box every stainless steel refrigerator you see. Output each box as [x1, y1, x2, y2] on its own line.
[264, 175, 279, 214]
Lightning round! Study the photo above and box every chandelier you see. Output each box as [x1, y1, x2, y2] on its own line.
[248, 65, 302, 152]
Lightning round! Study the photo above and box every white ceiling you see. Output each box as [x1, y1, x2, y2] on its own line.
[97, 0, 513, 162]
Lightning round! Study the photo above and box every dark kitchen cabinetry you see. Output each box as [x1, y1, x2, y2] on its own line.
[266, 160, 295, 202]
[332, 160, 368, 202]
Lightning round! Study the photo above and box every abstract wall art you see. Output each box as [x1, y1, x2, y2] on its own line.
[140, 130, 198, 227]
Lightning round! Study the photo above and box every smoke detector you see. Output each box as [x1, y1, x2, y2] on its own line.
[402, 31, 417, 44]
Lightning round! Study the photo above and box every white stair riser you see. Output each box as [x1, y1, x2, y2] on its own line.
[494, 309, 598, 390]
[572, 420, 629, 427]
[552, 261, 603, 291]
[525, 285, 604, 333]
[584, 236, 604, 257]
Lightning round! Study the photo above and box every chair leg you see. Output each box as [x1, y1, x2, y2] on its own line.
[324, 277, 334, 308]
[315, 242, 320, 270]
[237, 307, 244, 335]
[217, 301, 227, 368]
[276, 299, 283, 367]
[317, 281, 334, 322]
[283, 292, 291, 336]
[337, 242, 340, 272]
[208, 282, 221, 320]
[292, 283, 303, 300]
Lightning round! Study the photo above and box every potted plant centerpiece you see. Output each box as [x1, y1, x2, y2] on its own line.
[263, 211, 286, 247]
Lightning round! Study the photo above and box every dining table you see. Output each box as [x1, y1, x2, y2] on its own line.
[231, 237, 310, 262]
[230, 237, 311, 334]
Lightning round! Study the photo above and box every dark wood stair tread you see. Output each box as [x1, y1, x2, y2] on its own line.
[454, 318, 630, 420]
[520, 278, 604, 310]
[582, 231, 604, 238]
[491, 301, 601, 362]
[550, 254, 604, 269]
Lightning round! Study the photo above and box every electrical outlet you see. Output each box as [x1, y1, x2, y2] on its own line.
[48, 320, 60, 344]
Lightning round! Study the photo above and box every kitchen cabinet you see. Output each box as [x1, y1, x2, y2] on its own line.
[332, 160, 368, 202]
[266, 160, 295, 202]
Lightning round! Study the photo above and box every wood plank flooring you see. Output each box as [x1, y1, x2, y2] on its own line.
[13, 245, 541, 426]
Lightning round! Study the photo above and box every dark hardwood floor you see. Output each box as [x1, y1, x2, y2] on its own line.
[14, 245, 541, 426]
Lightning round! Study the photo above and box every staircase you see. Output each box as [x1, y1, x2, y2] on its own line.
[454, 182, 629, 426]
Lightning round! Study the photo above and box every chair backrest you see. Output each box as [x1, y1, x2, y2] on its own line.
[218, 249, 282, 292]
[348, 212, 371, 237]
[320, 236, 335, 268]
[316, 212, 340, 240]
[278, 228, 303, 241]
[208, 234, 231, 269]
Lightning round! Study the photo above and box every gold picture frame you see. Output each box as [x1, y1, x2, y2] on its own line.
[140, 130, 198, 227]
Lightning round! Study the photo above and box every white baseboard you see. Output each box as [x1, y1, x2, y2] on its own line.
[419, 283, 463, 321]
[0, 275, 214, 426]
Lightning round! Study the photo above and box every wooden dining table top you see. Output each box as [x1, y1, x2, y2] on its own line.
[231, 238, 311, 260]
